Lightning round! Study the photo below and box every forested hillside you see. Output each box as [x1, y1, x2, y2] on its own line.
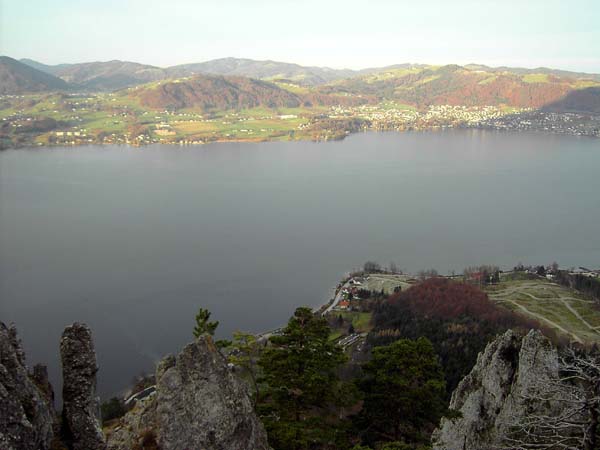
[0, 56, 69, 94]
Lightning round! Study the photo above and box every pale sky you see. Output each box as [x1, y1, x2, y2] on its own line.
[2, 0, 599, 72]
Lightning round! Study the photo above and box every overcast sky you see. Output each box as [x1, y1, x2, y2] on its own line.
[2, 0, 599, 72]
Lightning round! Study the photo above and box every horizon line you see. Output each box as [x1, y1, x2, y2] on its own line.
[7, 55, 600, 77]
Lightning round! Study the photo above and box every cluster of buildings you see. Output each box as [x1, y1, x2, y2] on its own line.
[321, 104, 523, 132]
[476, 111, 600, 137]
[329, 104, 419, 125]
[313, 103, 600, 139]
[569, 267, 600, 278]
[52, 129, 94, 145]
[421, 105, 517, 125]
[334, 277, 366, 311]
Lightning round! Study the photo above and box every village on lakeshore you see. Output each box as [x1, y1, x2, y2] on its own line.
[319, 261, 600, 351]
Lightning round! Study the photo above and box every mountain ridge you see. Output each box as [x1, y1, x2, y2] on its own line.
[0, 56, 70, 94]
[17, 56, 600, 92]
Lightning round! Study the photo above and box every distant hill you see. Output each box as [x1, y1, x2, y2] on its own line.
[20, 58, 188, 91]
[19, 57, 354, 89]
[0, 56, 70, 94]
[19, 58, 73, 76]
[134, 74, 303, 110]
[51, 60, 178, 91]
[11, 57, 600, 112]
[542, 87, 600, 114]
[131, 73, 372, 110]
[318, 64, 600, 110]
[468, 64, 600, 82]
[168, 57, 355, 86]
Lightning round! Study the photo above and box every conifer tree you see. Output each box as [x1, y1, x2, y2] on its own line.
[258, 307, 353, 450]
[193, 307, 219, 338]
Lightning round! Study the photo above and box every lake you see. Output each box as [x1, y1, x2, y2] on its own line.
[1, 130, 599, 398]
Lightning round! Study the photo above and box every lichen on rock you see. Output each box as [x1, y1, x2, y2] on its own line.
[60, 322, 106, 450]
[107, 334, 270, 450]
[432, 329, 562, 450]
[0, 322, 54, 450]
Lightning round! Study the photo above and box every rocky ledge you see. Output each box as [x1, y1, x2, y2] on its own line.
[107, 334, 270, 450]
[432, 329, 565, 450]
[0, 322, 54, 450]
[1, 321, 269, 450]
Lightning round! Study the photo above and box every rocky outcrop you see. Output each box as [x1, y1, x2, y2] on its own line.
[105, 394, 157, 450]
[107, 335, 270, 450]
[31, 364, 55, 410]
[155, 335, 270, 450]
[432, 329, 562, 450]
[0, 322, 54, 450]
[61, 322, 106, 450]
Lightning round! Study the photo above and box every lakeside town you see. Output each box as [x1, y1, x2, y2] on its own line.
[315, 103, 600, 138]
[325, 263, 600, 314]
[312, 262, 600, 360]
[2, 92, 600, 149]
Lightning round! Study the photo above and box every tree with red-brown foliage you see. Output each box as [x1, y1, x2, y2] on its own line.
[371, 278, 545, 395]
[388, 277, 528, 327]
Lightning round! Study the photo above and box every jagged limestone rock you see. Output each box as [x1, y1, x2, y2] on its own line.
[61, 322, 106, 450]
[107, 334, 270, 450]
[7, 324, 26, 366]
[0, 322, 54, 450]
[432, 329, 561, 450]
[156, 334, 270, 450]
[31, 363, 55, 410]
[105, 394, 157, 450]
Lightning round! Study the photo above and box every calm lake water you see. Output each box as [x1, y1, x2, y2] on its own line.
[1, 130, 599, 398]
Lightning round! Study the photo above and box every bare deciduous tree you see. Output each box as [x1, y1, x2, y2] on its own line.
[502, 347, 600, 450]
[417, 268, 438, 280]
[363, 261, 381, 273]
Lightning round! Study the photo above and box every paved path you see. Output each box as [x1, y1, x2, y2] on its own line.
[323, 280, 351, 315]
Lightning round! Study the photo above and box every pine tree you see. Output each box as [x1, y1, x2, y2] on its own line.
[355, 338, 447, 446]
[193, 307, 219, 338]
[228, 331, 261, 406]
[258, 307, 353, 450]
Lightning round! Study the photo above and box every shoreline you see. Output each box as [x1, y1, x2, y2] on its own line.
[2, 125, 599, 152]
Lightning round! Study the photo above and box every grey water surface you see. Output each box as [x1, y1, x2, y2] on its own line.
[1, 129, 599, 397]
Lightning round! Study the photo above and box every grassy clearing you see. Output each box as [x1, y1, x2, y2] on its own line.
[415, 75, 441, 85]
[522, 73, 550, 83]
[486, 278, 600, 343]
[83, 112, 128, 133]
[478, 75, 498, 85]
[573, 79, 600, 89]
[328, 330, 343, 342]
[338, 312, 373, 333]
[272, 82, 311, 94]
[154, 105, 312, 140]
[0, 107, 16, 119]
[363, 274, 415, 295]
[363, 67, 424, 83]
[169, 114, 307, 140]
